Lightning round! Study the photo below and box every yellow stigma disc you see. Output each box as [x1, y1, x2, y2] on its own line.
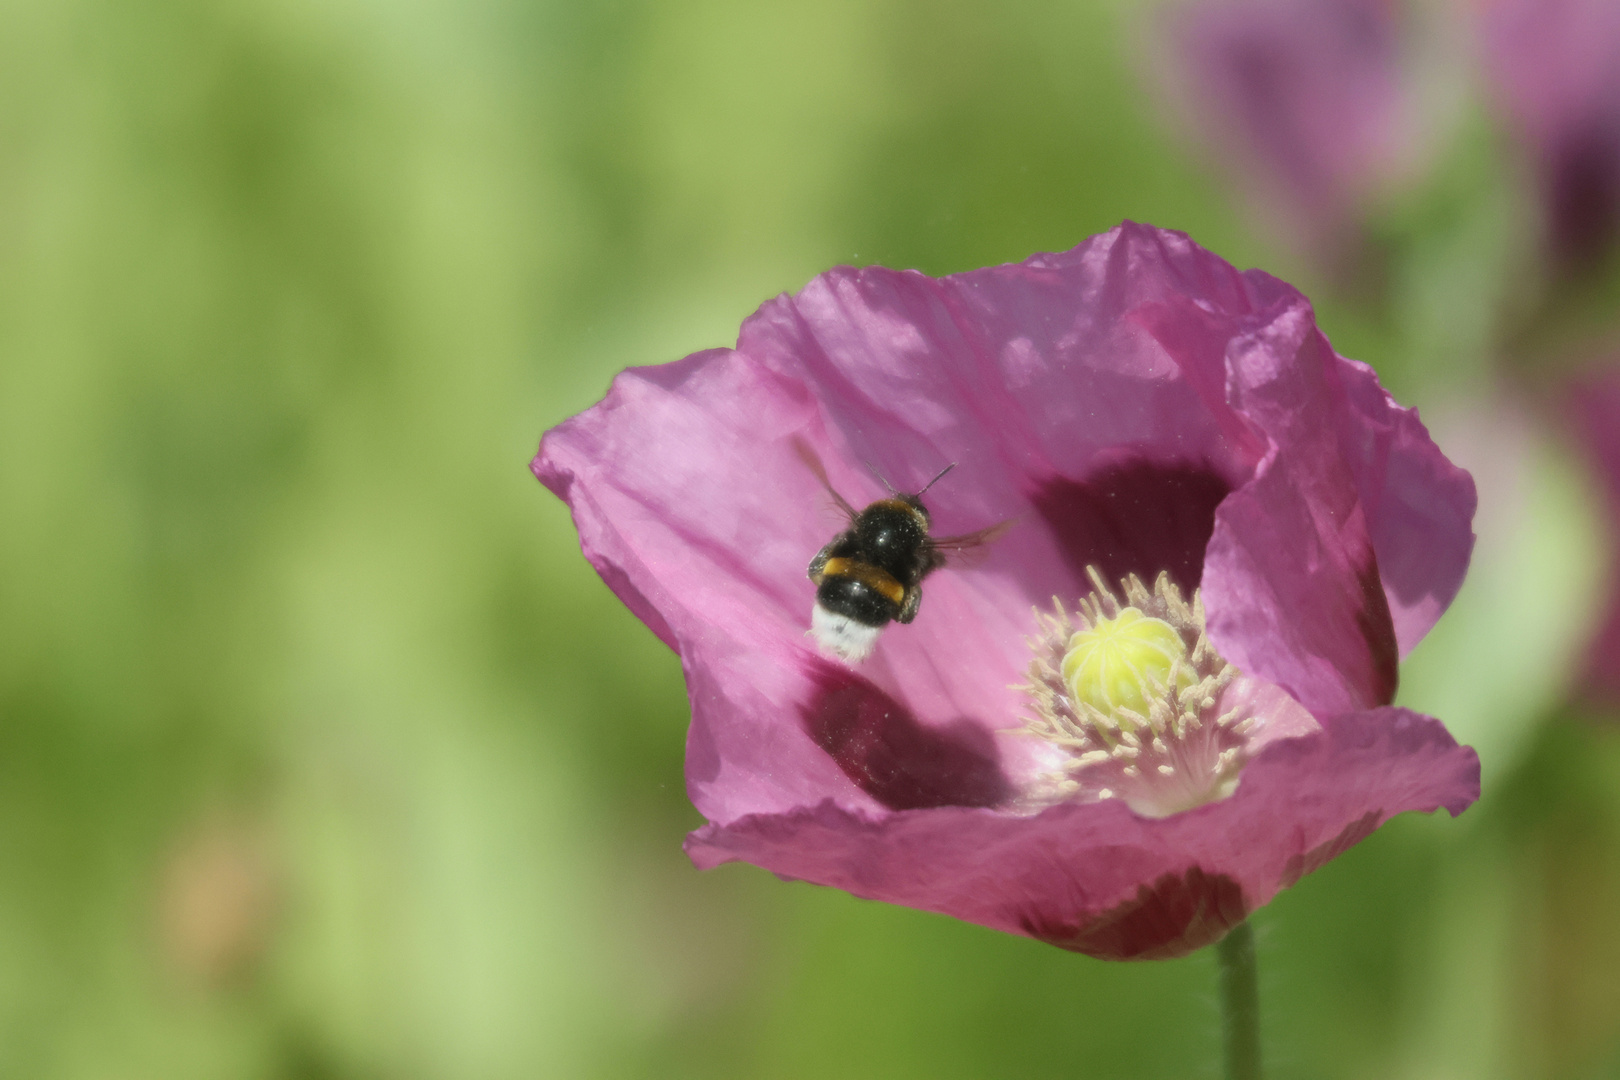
[1061, 606, 1194, 721]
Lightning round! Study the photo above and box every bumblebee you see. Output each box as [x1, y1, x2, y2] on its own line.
[799, 443, 1007, 662]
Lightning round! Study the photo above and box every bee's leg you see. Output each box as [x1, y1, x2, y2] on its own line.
[808, 543, 835, 583]
[897, 584, 922, 624]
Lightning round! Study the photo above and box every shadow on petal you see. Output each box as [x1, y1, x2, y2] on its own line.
[1029, 460, 1231, 592]
[801, 662, 1010, 811]
[1022, 866, 1248, 961]
[1354, 552, 1400, 707]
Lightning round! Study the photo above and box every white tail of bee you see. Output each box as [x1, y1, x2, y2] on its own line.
[810, 604, 882, 663]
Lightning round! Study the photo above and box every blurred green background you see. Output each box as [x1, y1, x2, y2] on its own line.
[3, 0, 1620, 1076]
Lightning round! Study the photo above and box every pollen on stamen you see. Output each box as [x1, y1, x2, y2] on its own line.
[1015, 567, 1259, 819]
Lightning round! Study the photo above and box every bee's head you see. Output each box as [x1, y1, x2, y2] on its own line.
[897, 493, 932, 526]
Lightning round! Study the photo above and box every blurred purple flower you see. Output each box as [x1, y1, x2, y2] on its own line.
[1157, 0, 1432, 264]
[1483, 0, 1620, 275]
[535, 224, 1479, 960]
[1481, 0, 1620, 271]
[1569, 369, 1620, 705]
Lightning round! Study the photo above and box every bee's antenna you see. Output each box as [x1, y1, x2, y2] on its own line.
[864, 459, 898, 495]
[916, 462, 956, 497]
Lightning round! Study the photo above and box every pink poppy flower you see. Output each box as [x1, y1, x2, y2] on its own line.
[535, 223, 1480, 960]
[1568, 368, 1620, 706]
[1480, 0, 1620, 271]
[1154, 0, 1435, 264]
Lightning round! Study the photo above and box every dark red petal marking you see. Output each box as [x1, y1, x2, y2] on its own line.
[1028, 460, 1232, 593]
[1021, 866, 1248, 961]
[801, 661, 1010, 811]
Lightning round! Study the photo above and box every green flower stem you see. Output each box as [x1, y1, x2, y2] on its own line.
[1216, 920, 1262, 1080]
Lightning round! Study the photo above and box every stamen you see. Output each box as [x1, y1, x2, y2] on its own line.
[1017, 567, 1265, 819]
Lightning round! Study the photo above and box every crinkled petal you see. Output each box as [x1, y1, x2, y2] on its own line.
[685, 708, 1478, 960]
[1141, 288, 1473, 716]
[1331, 355, 1478, 656]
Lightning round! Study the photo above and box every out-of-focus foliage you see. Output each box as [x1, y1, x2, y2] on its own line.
[1, 0, 1618, 1077]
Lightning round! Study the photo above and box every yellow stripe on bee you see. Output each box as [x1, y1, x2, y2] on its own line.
[819, 557, 906, 606]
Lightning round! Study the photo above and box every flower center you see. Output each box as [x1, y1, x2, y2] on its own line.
[1061, 607, 1196, 723]
[1019, 567, 1262, 818]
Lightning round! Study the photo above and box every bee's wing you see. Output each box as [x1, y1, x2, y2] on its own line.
[926, 520, 1015, 568]
[792, 436, 858, 520]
